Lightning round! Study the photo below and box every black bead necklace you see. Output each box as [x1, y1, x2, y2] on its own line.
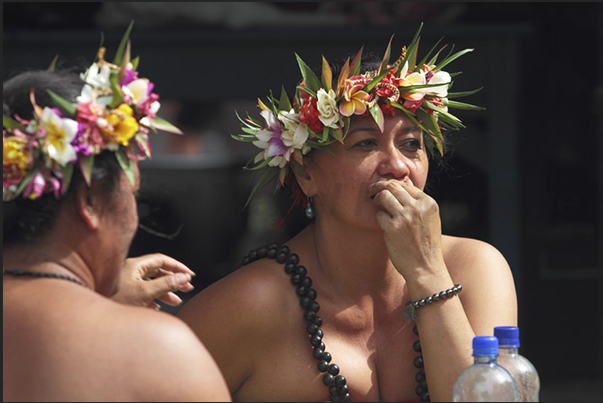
[3, 269, 87, 288]
[239, 243, 430, 402]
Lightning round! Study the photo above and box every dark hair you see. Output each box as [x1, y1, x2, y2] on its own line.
[3, 70, 122, 245]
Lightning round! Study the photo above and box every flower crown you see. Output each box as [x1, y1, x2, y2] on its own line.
[3, 22, 181, 202]
[233, 24, 483, 208]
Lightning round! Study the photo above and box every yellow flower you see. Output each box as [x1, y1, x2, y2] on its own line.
[104, 104, 139, 146]
[339, 81, 371, 117]
[3, 137, 31, 174]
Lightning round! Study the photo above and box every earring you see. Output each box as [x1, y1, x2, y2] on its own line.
[305, 197, 315, 219]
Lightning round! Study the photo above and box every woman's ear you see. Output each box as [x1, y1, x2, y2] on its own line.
[292, 156, 317, 198]
[75, 182, 100, 230]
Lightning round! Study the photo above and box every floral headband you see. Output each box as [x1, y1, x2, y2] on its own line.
[233, 24, 483, 208]
[3, 22, 181, 202]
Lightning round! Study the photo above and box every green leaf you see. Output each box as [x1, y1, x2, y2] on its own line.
[239, 127, 259, 136]
[321, 126, 330, 142]
[47, 55, 59, 72]
[278, 165, 288, 186]
[134, 132, 152, 158]
[335, 57, 350, 98]
[377, 35, 395, 75]
[112, 20, 134, 65]
[13, 164, 39, 199]
[279, 86, 292, 112]
[435, 48, 474, 72]
[369, 103, 385, 133]
[61, 163, 74, 194]
[417, 39, 444, 68]
[231, 133, 258, 142]
[3, 115, 26, 131]
[152, 116, 183, 134]
[108, 70, 124, 109]
[447, 87, 483, 99]
[46, 89, 77, 117]
[295, 53, 322, 93]
[403, 23, 423, 71]
[291, 159, 304, 177]
[119, 39, 131, 83]
[444, 100, 485, 111]
[306, 140, 336, 155]
[115, 148, 135, 189]
[296, 85, 316, 100]
[321, 56, 333, 92]
[130, 56, 140, 71]
[389, 102, 431, 134]
[423, 100, 465, 128]
[243, 167, 278, 209]
[415, 108, 444, 155]
[246, 156, 275, 171]
[349, 46, 364, 77]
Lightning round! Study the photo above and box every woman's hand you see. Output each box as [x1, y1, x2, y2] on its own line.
[369, 179, 447, 281]
[111, 253, 195, 309]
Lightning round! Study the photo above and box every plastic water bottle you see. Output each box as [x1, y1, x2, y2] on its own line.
[453, 336, 519, 402]
[494, 326, 540, 401]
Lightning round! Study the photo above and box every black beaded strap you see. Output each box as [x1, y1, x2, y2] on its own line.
[239, 243, 431, 402]
[403, 284, 462, 324]
[239, 243, 350, 402]
[3, 269, 87, 288]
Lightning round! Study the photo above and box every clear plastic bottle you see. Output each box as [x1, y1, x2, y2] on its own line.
[494, 326, 540, 402]
[453, 336, 519, 402]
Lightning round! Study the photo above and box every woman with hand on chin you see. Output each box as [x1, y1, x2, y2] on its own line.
[178, 25, 517, 402]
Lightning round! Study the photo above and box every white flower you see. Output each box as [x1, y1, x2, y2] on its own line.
[39, 107, 77, 166]
[80, 63, 111, 88]
[424, 71, 451, 98]
[76, 84, 112, 106]
[149, 101, 160, 115]
[316, 88, 341, 129]
[123, 78, 151, 105]
[279, 109, 309, 150]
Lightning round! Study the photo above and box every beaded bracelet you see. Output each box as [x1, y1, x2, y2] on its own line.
[403, 284, 462, 324]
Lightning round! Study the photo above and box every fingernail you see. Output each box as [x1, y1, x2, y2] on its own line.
[176, 273, 190, 286]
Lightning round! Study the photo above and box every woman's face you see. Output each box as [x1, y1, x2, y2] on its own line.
[96, 162, 140, 295]
[305, 111, 429, 228]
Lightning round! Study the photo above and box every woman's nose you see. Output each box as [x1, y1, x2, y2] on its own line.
[377, 147, 410, 179]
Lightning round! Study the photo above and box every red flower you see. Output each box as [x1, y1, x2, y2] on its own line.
[299, 96, 324, 134]
[381, 103, 397, 117]
[402, 99, 423, 113]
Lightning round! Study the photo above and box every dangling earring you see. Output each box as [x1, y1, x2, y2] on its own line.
[305, 196, 315, 219]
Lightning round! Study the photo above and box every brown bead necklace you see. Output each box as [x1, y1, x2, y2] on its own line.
[239, 243, 430, 402]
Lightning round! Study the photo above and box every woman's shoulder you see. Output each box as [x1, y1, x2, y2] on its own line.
[441, 234, 512, 278]
[178, 253, 297, 332]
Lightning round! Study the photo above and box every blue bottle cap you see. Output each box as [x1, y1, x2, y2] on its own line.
[473, 336, 499, 356]
[494, 326, 520, 348]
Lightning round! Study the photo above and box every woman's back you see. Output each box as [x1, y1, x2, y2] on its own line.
[3, 276, 229, 402]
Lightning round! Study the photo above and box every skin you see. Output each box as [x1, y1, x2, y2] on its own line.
[178, 111, 517, 402]
[3, 162, 230, 402]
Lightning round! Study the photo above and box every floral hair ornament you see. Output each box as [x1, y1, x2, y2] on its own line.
[3, 21, 182, 202]
[233, 23, 484, 209]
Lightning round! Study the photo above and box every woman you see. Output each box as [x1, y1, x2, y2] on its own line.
[3, 30, 230, 402]
[178, 26, 517, 402]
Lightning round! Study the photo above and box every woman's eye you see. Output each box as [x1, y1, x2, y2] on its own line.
[401, 139, 421, 151]
[354, 139, 377, 148]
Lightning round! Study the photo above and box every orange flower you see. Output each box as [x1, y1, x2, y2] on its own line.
[339, 81, 371, 117]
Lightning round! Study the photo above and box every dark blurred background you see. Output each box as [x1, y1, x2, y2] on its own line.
[4, 2, 602, 401]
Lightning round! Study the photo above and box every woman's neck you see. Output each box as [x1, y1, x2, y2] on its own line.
[292, 219, 405, 302]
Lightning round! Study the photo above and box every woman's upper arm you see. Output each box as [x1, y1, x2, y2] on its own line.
[446, 237, 518, 336]
[177, 264, 287, 394]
